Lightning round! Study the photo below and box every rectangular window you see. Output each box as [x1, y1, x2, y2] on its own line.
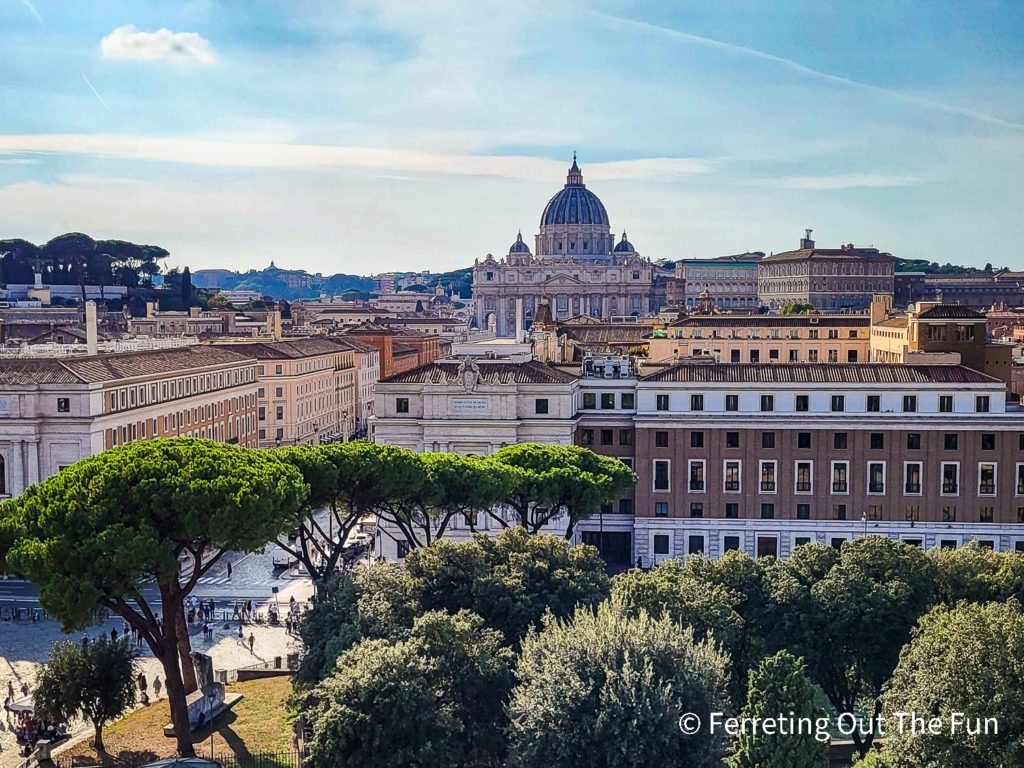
[790, 349, 800, 362]
[976, 396, 991, 413]
[723, 535, 741, 552]
[581, 429, 594, 446]
[725, 394, 739, 411]
[760, 394, 774, 412]
[600, 429, 614, 446]
[980, 506, 994, 523]
[724, 461, 741, 492]
[870, 433, 884, 450]
[583, 393, 596, 409]
[759, 460, 777, 493]
[688, 535, 705, 555]
[619, 499, 633, 515]
[601, 393, 616, 409]
[535, 398, 549, 414]
[939, 395, 954, 413]
[981, 433, 996, 451]
[275, 406, 284, 420]
[656, 394, 669, 411]
[807, 349, 818, 362]
[831, 461, 849, 494]
[833, 504, 847, 520]
[690, 431, 704, 448]
[731, 350, 741, 363]
[655, 431, 669, 448]
[688, 460, 705, 492]
[944, 433, 958, 450]
[690, 394, 704, 411]
[1017, 464, 1024, 495]
[941, 463, 959, 495]
[868, 462, 886, 494]
[795, 461, 813, 494]
[726, 431, 740, 448]
[905, 505, 920, 521]
[827, 350, 838, 363]
[978, 463, 997, 496]
[653, 534, 670, 555]
[866, 395, 881, 412]
[798, 432, 811, 449]
[762, 432, 776, 449]
[868, 504, 883, 520]
[941, 505, 957, 522]
[848, 349, 859, 362]
[761, 503, 775, 519]
[903, 395, 917, 413]
[904, 462, 922, 494]
[834, 432, 848, 450]
[654, 502, 668, 517]
[621, 393, 635, 409]
[907, 433, 921, 450]
[796, 395, 809, 412]
[396, 397, 409, 413]
[797, 504, 811, 520]
[396, 540, 411, 559]
[57, 398, 70, 413]
[831, 395, 845, 412]
[654, 460, 671, 491]
[690, 502, 703, 518]
[258, 406, 266, 421]
[619, 429, 633, 446]
[725, 503, 739, 519]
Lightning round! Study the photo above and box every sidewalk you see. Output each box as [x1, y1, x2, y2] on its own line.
[0, 580, 312, 768]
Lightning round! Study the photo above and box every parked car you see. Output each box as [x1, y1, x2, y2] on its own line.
[271, 546, 297, 568]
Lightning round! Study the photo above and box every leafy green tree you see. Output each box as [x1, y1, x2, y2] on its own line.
[0, 439, 307, 757]
[780, 302, 814, 315]
[929, 542, 1024, 605]
[508, 599, 731, 768]
[489, 444, 636, 537]
[772, 537, 936, 757]
[306, 610, 514, 768]
[880, 601, 1024, 768]
[33, 638, 138, 752]
[407, 527, 610, 644]
[180, 266, 194, 306]
[296, 575, 362, 685]
[727, 651, 828, 768]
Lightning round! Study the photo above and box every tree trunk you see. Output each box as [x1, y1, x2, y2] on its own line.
[93, 723, 104, 753]
[161, 650, 196, 758]
[176, 608, 198, 693]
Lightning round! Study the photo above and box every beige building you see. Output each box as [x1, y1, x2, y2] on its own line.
[333, 337, 380, 436]
[648, 314, 871, 363]
[0, 346, 260, 498]
[128, 304, 280, 338]
[216, 338, 357, 448]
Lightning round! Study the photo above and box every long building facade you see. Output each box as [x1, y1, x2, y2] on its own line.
[373, 355, 1024, 568]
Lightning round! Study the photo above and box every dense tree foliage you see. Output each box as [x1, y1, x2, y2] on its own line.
[727, 651, 829, 768]
[879, 600, 1024, 768]
[928, 542, 1024, 605]
[33, 638, 138, 752]
[0, 439, 307, 756]
[507, 599, 730, 768]
[305, 610, 513, 768]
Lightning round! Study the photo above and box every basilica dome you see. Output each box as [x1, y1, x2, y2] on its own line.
[540, 155, 609, 227]
[613, 232, 635, 253]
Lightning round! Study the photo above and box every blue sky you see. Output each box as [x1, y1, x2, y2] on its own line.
[1, 0, 1023, 274]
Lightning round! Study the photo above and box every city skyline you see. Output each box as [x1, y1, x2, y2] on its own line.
[2, 1, 1024, 274]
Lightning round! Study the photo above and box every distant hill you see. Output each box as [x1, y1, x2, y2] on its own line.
[191, 264, 374, 300]
[894, 258, 1005, 275]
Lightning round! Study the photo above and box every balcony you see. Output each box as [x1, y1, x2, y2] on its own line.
[724, 481, 740, 492]
[942, 482, 959, 494]
[979, 483, 996, 495]
[832, 482, 847, 493]
[760, 481, 776, 493]
[869, 482, 885, 494]
[905, 483, 921, 494]
[689, 481, 705, 492]
[796, 482, 812, 493]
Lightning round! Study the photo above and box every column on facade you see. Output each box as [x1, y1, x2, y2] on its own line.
[26, 439, 39, 485]
[9, 441, 24, 496]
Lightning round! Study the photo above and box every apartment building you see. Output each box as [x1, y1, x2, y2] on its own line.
[648, 314, 871, 363]
[0, 346, 259, 498]
[127, 304, 280, 338]
[216, 338, 357, 448]
[374, 354, 1024, 567]
[342, 323, 442, 378]
[332, 337, 380, 436]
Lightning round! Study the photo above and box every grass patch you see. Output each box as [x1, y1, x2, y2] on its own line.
[55, 676, 295, 767]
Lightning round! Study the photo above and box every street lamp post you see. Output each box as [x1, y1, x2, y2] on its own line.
[207, 690, 217, 760]
[862, 513, 868, 538]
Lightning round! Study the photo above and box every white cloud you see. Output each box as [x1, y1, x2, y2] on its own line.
[739, 173, 925, 190]
[100, 24, 216, 64]
[0, 134, 712, 181]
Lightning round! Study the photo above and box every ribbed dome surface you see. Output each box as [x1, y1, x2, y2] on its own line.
[540, 156, 609, 227]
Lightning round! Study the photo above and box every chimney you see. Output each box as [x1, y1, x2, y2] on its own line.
[273, 310, 282, 340]
[85, 300, 98, 355]
[800, 228, 815, 250]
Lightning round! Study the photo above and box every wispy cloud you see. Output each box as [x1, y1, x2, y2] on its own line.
[81, 75, 112, 113]
[100, 24, 216, 64]
[20, 0, 43, 23]
[739, 173, 925, 190]
[591, 11, 1024, 133]
[0, 134, 713, 181]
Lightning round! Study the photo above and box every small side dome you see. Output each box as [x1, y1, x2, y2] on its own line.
[613, 231, 635, 253]
[509, 231, 531, 254]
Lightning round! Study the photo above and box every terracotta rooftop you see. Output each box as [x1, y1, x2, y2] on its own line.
[0, 346, 253, 385]
[917, 305, 987, 320]
[380, 359, 579, 385]
[212, 337, 352, 359]
[668, 315, 869, 328]
[641, 363, 999, 384]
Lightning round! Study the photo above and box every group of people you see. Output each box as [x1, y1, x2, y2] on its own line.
[136, 673, 162, 706]
[187, 596, 217, 625]
[4, 681, 68, 758]
[233, 599, 263, 622]
[284, 596, 304, 635]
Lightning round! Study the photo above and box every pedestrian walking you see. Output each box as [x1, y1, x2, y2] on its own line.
[137, 630, 143, 647]
[153, 677, 162, 698]
[20, 682, 28, 698]
[111, 627, 118, 642]
[237, 623, 243, 641]
[226, 560, 232, 579]
[7, 680, 14, 700]
[248, 633, 255, 654]
[138, 673, 147, 694]
[81, 632, 89, 649]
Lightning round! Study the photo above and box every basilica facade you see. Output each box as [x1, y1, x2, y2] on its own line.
[472, 156, 654, 337]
